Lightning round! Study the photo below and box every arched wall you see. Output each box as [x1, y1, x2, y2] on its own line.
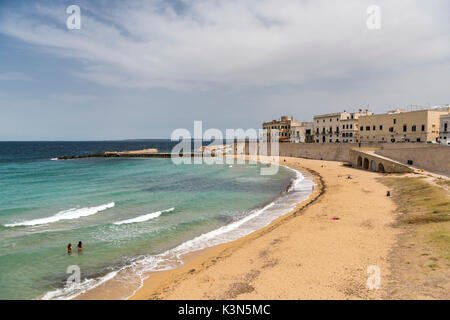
[363, 158, 369, 169]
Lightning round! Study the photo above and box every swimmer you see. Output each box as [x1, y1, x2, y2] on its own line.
[67, 243, 72, 255]
[77, 241, 83, 253]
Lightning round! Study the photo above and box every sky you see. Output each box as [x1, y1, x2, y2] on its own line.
[0, 0, 449, 140]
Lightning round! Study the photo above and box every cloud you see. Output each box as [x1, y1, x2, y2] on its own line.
[0, 0, 449, 91]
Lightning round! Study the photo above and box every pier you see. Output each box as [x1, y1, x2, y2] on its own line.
[57, 152, 212, 160]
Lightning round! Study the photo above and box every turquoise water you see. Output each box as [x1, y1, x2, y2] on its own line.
[0, 148, 307, 299]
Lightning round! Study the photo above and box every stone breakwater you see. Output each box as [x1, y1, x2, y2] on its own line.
[57, 152, 210, 160]
[57, 145, 233, 160]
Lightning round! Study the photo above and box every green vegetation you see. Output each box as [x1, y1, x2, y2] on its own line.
[435, 178, 450, 188]
[383, 177, 450, 225]
[382, 176, 450, 266]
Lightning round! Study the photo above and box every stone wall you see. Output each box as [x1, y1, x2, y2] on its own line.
[375, 144, 450, 175]
[278, 143, 357, 161]
[238, 141, 383, 162]
[235, 141, 449, 175]
[349, 149, 413, 173]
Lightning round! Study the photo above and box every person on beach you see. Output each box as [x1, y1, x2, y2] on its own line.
[67, 243, 72, 255]
[77, 241, 83, 253]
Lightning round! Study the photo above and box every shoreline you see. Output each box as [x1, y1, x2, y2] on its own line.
[72, 158, 315, 300]
[130, 156, 399, 300]
[129, 160, 322, 300]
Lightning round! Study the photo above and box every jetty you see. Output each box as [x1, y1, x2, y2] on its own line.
[56, 147, 230, 160]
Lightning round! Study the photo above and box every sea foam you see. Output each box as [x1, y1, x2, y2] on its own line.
[113, 208, 174, 225]
[4, 202, 115, 227]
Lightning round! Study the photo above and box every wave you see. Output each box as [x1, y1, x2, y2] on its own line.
[113, 208, 174, 225]
[43, 166, 315, 300]
[50, 158, 58, 161]
[42, 270, 118, 300]
[4, 202, 115, 227]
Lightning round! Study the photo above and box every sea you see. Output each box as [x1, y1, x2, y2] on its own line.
[0, 140, 314, 300]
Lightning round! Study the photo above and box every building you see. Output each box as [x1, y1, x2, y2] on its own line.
[290, 122, 314, 143]
[340, 110, 374, 143]
[262, 116, 299, 142]
[313, 112, 348, 143]
[357, 107, 449, 143]
[340, 118, 357, 143]
[313, 110, 373, 143]
[439, 113, 450, 145]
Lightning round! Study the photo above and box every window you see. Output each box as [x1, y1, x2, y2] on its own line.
[445, 123, 448, 131]
[379, 125, 383, 130]
[403, 125, 407, 132]
[389, 127, 394, 132]
[366, 126, 370, 131]
[394, 119, 396, 124]
[360, 126, 363, 131]
[421, 124, 425, 131]
[373, 125, 376, 130]
[412, 125, 416, 132]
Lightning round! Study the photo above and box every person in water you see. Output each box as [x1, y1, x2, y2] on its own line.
[77, 241, 83, 253]
[67, 243, 72, 255]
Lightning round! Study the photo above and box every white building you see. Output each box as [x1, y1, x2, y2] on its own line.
[290, 122, 314, 143]
[313, 109, 373, 143]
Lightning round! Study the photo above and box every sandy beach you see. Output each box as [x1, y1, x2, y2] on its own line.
[131, 156, 401, 300]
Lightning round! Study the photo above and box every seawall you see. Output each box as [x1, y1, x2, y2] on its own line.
[235, 141, 449, 175]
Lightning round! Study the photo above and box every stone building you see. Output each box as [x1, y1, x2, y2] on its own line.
[290, 122, 314, 143]
[262, 116, 299, 142]
[357, 107, 449, 143]
[439, 113, 450, 145]
[313, 110, 373, 143]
